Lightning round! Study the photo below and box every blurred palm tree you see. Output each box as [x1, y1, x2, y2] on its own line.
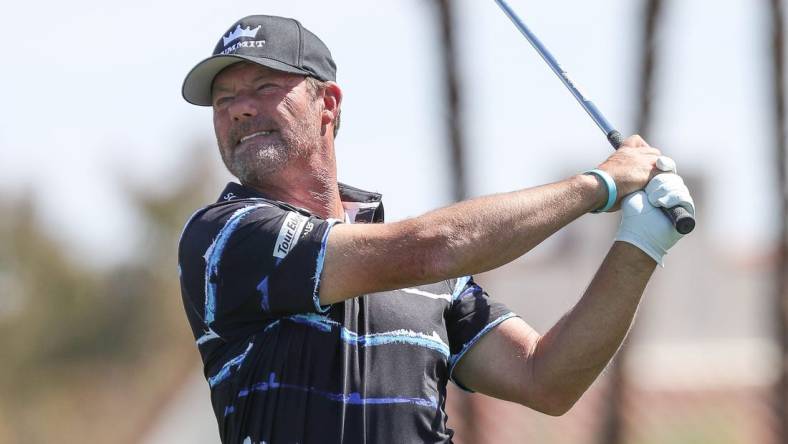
[598, 0, 664, 443]
[771, 0, 787, 442]
[429, 0, 482, 442]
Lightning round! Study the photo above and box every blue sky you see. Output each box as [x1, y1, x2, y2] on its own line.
[0, 0, 777, 266]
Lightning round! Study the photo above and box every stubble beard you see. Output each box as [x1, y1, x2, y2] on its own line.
[218, 113, 320, 188]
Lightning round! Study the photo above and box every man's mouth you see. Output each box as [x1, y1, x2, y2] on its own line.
[239, 130, 275, 144]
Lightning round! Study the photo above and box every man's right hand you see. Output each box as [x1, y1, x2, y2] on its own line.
[596, 135, 663, 210]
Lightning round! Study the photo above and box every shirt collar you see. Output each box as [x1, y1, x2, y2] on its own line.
[216, 182, 385, 224]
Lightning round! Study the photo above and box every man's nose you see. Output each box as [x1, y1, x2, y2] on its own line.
[228, 96, 259, 122]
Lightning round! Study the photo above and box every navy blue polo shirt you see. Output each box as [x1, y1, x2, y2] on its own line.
[178, 182, 516, 444]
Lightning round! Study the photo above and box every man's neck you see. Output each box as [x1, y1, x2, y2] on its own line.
[243, 156, 344, 220]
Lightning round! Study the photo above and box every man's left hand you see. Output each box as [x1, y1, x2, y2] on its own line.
[614, 164, 695, 266]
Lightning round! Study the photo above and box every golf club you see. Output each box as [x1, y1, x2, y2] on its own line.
[494, 0, 696, 234]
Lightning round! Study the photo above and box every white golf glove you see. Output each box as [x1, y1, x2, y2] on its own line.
[614, 157, 695, 266]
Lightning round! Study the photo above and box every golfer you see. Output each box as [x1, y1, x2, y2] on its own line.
[178, 15, 695, 444]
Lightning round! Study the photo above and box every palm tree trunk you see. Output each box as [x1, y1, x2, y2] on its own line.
[598, 0, 665, 442]
[770, 0, 787, 442]
[432, 1, 479, 442]
[435, 0, 469, 203]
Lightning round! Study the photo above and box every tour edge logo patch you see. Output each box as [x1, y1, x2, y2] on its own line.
[273, 212, 308, 259]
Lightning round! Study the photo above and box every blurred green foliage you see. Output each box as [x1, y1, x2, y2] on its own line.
[0, 143, 220, 443]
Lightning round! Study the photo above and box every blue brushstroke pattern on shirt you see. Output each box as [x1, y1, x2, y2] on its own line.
[203, 204, 269, 325]
[227, 372, 438, 414]
[451, 276, 472, 302]
[209, 341, 255, 388]
[311, 219, 339, 313]
[256, 276, 271, 312]
[256, 258, 282, 313]
[286, 313, 450, 358]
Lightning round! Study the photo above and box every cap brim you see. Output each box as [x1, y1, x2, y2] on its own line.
[182, 54, 312, 106]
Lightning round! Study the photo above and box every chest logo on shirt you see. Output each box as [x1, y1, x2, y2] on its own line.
[274, 212, 309, 259]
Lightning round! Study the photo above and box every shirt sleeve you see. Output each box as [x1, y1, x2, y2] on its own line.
[445, 276, 518, 392]
[178, 200, 339, 337]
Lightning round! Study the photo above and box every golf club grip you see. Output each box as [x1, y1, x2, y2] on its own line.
[664, 205, 695, 235]
[606, 130, 696, 235]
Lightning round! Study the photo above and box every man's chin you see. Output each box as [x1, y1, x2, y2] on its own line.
[226, 148, 291, 182]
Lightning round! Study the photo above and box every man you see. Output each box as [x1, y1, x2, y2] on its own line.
[178, 15, 694, 444]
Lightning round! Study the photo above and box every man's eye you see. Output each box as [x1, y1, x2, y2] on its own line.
[214, 96, 233, 106]
[256, 83, 275, 91]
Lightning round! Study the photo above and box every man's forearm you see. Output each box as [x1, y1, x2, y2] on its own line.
[420, 173, 607, 277]
[531, 241, 656, 410]
[322, 174, 606, 302]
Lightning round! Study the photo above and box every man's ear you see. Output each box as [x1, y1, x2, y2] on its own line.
[321, 82, 342, 127]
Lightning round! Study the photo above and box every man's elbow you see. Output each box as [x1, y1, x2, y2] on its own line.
[518, 385, 582, 417]
[528, 394, 578, 417]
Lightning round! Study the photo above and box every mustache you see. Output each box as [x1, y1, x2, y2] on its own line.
[228, 117, 278, 146]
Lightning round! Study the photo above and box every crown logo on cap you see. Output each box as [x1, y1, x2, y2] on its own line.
[223, 24, 262, 46]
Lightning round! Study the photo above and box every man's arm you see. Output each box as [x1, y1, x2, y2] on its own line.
[319, 136, 661, 304]
[450, 241, 656, 416]
[321, 174, 603, 302]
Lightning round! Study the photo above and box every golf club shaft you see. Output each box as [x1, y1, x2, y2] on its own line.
[494, 0, 695, 234]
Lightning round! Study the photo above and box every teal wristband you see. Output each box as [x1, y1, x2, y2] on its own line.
[585, 169, 617, 213]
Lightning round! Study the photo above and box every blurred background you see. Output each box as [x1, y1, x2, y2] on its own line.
[0, 0, 784, 442]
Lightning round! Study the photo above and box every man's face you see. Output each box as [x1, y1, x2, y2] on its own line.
[211, 62, 322, 186]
